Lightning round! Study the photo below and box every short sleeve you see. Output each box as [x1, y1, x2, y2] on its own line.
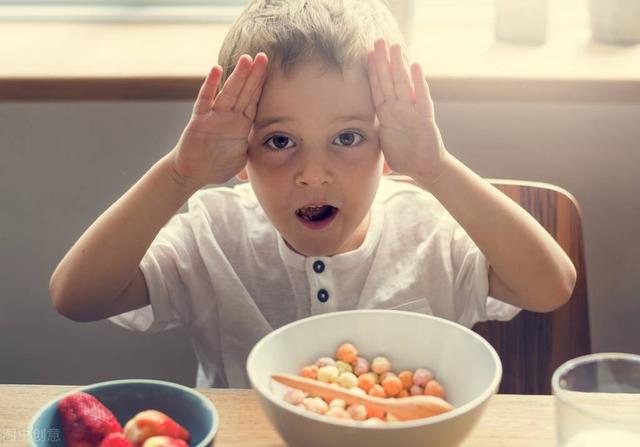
[108, 212, 196, 333]
[449, 223, 521, 327]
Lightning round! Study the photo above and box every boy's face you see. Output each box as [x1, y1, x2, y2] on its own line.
[244, 59, 385, 257]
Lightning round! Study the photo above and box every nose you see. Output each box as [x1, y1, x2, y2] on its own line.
[294, 148, 333, 187]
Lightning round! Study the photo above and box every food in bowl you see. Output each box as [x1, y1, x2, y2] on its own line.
[123, 410, 190, 446]
[58, 392, 190, 447]
[57, 392, 122, 446]
[99, 433, 132, 447]
[247, 310, 502, 447]
[282, 342, 453, 423]
[29, 379, 218, 447]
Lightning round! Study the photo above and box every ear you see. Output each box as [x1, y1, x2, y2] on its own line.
[382, 158, 392, 175]
[236, 167, 249, 181]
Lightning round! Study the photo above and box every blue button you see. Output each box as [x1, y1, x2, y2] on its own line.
[313, 260, 325, 273]
[317, 289, 329, 303]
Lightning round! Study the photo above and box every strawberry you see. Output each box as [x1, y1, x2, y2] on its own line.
[141, 436, 189, 447]
[57, 391, 123, 447]
[124, 410, 190, 446]
[99, 432, 134, 447]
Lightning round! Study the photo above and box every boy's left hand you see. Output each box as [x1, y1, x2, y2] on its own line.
[367, 38, 449, 187]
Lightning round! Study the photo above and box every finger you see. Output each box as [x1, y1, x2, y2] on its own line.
[411, 62, 434, 119]
[243, 59, 268, 121]
[212, 54, 253, 111]
[389, 44, 414, 102]
[374, 37, 396, 100]
[234, 52, 268, 113]
[193, 65, 223, 116]
[367, 51, 385, 109]
[243, 75, 264, 122]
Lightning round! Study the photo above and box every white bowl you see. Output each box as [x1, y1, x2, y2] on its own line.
[247, 309, 501, 447]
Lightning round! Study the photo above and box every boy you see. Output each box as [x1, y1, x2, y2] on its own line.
[50, 0, 576, 388]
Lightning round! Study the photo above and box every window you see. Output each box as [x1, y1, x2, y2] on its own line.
[0, 0, 588, 27]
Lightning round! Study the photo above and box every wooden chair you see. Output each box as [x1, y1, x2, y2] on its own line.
[390, 175, 591, 395]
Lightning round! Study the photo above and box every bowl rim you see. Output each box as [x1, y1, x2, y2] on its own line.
[246, 309, 502, 429]
[27, 378, 219, 446]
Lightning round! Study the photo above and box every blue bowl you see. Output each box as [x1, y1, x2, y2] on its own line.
[28, 379, 218, 447]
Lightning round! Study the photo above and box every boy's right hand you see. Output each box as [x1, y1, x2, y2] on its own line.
[170, 53, 269, 189]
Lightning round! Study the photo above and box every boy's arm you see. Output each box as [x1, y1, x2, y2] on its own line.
[368, 39, 575, 312]
[422, 154, 576, 312]
[50, 54, 268, 322]
[49, 155, 196, 322]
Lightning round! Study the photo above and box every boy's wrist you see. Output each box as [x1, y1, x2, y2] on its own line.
[413, 152, 457, 194]
[158, 153, 203, 201]
[423, 155, 484, 207]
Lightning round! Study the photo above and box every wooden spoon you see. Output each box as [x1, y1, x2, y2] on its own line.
[272, 374, 454, 421]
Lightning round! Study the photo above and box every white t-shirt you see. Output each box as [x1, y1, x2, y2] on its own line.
[109, 177, 519, 388]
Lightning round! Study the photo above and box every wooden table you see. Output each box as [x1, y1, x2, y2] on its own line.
[0, 385, 556, 446]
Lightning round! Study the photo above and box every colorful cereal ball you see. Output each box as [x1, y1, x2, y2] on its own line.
[365, 405, 386, 420]
[412, 368, 433, 387]
[283, 389, 306, 405]
[424, 379, 446, 399]
[386, 412, 400, 422]
[381, 375, 403, 397]
[326, 407, 352, 420]
[378, 371, 396, 383]
[336, 343, 358, 363]
[397, 389, 410, 398]
[362, 417, 385, 427]
[299, 364, 318, 379]
[303, 397, 328, 414]
[346, 404, 367, 421]
[368, 384, 386, 399]
[410, 384, 424, 396]
[349, 386, 367, 397]
[315, 357, 336, 368]
[328, 398, 347, 409]
[352, 357, 370, 376]
[397, 370, 414, 390]
[371, 357, 391, 375]
[357, 372, 377, 392]
[338, 372, 359, 389]
[317, 365, 340, 383]
[335, 360, 353, 374]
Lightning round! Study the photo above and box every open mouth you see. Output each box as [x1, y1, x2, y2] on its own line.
[295, 204, 338, 222]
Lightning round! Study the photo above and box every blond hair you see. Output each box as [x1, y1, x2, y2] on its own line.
[217, 0, 405, 91]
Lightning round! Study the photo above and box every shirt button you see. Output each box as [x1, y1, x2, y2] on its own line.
[317, 289, 329, 303]
[313, 260, 325, 273]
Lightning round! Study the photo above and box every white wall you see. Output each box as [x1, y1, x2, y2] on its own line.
[1, 99, 638, 386]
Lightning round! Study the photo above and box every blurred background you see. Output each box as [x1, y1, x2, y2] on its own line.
[1, 0, 639, 387]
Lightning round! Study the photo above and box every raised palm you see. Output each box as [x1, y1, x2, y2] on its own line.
[171, 52, 269, 188]
[367, 38, 448, 187]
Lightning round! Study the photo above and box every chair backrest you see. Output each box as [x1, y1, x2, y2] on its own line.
[389, 175, 591, 394]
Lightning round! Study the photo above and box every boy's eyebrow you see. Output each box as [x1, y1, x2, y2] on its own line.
[255, 113, 373, 129]
[331, 113, 374, 123]
[255, 116, 294, 129]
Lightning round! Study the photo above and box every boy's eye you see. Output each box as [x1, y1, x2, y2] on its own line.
[333, 132, 364, 147]
[264, 134, 295, 151]
[263, 131, 364, 151]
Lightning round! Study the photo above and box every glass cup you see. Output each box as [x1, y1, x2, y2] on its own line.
[552, 353, 640, 446]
